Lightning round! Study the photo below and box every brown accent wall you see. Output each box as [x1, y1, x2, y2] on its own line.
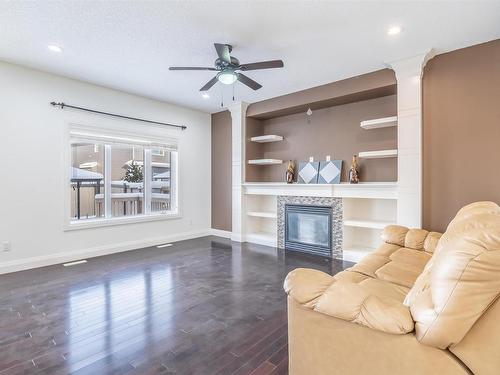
[245, 117, 265, 182]
[423, 39, 500, 232]
[247, 95, 398, 182]
[247, 68, 396, 119]
[211, 110, 232, 231]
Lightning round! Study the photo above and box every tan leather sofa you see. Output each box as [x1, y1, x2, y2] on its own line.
[284, 202, 500, 375]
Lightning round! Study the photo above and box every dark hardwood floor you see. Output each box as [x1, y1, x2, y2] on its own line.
[0, 236, 351, 375]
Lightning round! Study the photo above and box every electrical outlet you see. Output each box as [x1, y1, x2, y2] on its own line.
[2, 241, 11, 252]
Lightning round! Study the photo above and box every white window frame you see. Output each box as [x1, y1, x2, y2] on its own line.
[64, 124, 180, 231]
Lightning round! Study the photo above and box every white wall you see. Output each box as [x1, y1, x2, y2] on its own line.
[0, 61, 211, 274]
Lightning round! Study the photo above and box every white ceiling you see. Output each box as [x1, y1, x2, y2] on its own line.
[0, 1, 499, 113]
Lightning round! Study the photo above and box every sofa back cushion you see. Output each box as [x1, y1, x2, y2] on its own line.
[352, 226, 441, 288]
[408, 201, 500, 349]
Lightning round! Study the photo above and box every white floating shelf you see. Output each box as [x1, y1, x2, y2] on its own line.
[343, 246, 375, 263]
[247, 211, 278, 219]
[358, 149, 398, 159]
[250, 135, 284, 143]
[360, 116, 397, 130]
[343, 219, 395, 230]
[246, 232, 277, 247]
[248, 159, 283, 165]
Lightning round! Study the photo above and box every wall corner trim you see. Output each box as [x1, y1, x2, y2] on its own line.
[209, 229, 232, 239]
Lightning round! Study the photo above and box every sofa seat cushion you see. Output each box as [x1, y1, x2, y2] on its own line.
[333, 269, 371, 283]
[347, 243, 401, 278]
[348, 243, 433, 289]
[375, 248, 432, 288]
[334, 270, 409, 302]
[390, 247, 431, 267]
[359, 277, 410, 302]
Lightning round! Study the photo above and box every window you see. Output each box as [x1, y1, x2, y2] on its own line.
[69, 127, 178, 227]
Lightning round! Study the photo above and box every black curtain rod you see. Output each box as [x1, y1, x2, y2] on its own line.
[50, 102, 187, 130]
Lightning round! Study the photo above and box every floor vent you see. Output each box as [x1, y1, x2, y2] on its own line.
[157, 243, 173, 248]
[63, 260, 88, 267]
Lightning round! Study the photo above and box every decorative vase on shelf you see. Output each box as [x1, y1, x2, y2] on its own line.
[285, 160, 295, 184]
[349, 155, 360, 184]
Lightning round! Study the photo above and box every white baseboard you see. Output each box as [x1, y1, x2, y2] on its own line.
[0, 229, 212, 275]
[231, 233, 244, 242]
[209, 228, 232, 239]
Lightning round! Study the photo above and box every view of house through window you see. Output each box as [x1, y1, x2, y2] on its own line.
[70, 130, 177, 224]
[110, 144, 145, 217]
[151, 147, 172, 213]
[71, 143, 105, 220]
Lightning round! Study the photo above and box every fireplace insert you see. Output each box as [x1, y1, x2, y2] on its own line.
[285, 204, 332, 257]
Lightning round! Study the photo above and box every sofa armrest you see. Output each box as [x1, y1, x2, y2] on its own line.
[314, 281, 414, 335]
[283, 268, 335, 307]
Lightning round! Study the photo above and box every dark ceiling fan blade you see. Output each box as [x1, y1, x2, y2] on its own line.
[199, 76, 219, 91]
[169, 67, 217, 71]
[239, 60, 284, 71]
[214, 43, 231, 64]
[237, 73, 262, 90]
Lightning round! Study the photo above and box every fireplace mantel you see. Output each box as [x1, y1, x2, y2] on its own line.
[243, 182, 397, 200]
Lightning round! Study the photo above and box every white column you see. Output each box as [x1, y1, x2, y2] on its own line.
[228, 102, 249, 242]
[389, 51, 434, 228]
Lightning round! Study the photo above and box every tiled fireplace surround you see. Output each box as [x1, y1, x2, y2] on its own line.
[277, 196, 343, 259]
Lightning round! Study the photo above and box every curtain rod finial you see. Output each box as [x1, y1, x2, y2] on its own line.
[50, 102, 65, 109]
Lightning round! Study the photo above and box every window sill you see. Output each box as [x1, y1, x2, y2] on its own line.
[64, 211, 181, 231]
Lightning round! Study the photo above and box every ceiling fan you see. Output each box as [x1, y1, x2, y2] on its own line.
[169, 43, 284, 91]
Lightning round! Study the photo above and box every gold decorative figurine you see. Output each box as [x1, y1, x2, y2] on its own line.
[349, 155, 359, 184]
[285, 160, 295, 184]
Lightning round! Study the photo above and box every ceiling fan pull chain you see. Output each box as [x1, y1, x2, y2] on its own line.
[232, 83, 235, 101]
[220, 83, 224, 107]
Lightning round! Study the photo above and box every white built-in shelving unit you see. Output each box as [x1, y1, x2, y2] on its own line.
[247, 211, 278, 219]
[343, 219, 395, 230]
[228, 55, 426, 265]
[342, 197, 397, 263]
[250, 135, 284, 143]
[358, 149, 398, 159]
[248, 159, 283, 165]
[242, 182, 398, 259]
[245, 194, 278, 247]
[360, 116, 397, 130]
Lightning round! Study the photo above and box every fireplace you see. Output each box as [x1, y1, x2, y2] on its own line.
[285, 204, 332, 257]
[277, 196, 343, 259]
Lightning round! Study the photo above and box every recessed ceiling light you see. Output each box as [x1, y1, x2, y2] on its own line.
[48, 44, 63, 53]
[202, 93, 210, 99]
[387, 26, 402, 36]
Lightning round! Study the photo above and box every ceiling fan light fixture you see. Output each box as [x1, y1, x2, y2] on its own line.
[217, 71, 237, 85]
